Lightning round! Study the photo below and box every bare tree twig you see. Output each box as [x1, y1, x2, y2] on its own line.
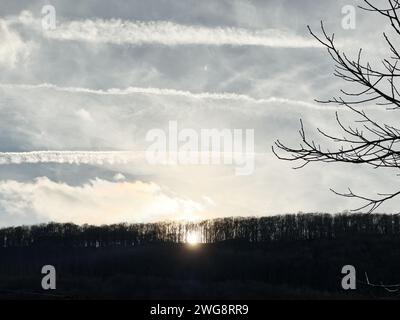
[274, 0, 400, 212]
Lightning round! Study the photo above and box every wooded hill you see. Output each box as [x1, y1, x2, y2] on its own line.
[1, 213, 399, 247]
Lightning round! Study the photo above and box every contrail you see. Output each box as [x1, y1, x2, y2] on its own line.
[0, 150, 268, 166]
[10, 11, 319, 48]
[0, 83, 329, 110]
[43, 19, 319, 48]
[0, 151, 144, 165]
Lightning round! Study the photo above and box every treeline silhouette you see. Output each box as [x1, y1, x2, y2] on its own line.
[1, 213, 400, 299]
[1, 213, 400, 248]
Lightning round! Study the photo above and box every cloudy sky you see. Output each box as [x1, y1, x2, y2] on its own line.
[0, 0, 397, 226]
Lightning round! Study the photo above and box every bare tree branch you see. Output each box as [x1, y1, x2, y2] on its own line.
[273, 0, 400, 212]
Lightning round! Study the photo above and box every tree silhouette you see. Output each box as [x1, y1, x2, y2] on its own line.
[273, 0, 400, 212]
[2, 214, 400, 248]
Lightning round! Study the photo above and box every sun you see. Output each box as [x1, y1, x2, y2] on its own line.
[186, 231, 201, 246]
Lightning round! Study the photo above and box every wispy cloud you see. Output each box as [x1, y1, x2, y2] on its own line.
[46, 19, 319, 48]
[0, 151, 144, 165]
[0, 150, 268, 166]
[0, 20, 34, 68]
[11, 11, 319, 48]
[0, 83, 327, 109]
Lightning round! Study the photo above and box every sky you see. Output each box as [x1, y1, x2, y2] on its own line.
[0, 0, 398, 226]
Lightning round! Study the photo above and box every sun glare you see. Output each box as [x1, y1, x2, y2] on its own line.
[186, 231, 201, 246]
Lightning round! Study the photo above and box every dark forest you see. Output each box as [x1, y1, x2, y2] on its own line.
[1, 213, 399, 299]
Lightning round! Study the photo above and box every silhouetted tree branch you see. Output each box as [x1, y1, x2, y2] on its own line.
[273, 0, 400, 212]
[363, 272, 400, 293]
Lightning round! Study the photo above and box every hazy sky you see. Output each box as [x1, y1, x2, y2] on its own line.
[0, 0, 397, 226]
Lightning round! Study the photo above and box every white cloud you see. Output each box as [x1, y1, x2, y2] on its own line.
[9, 10, 318, 48]
[0, 82, 328, 110]
[0, 177, 206, 226]
[0, 151, 145, 165]
[113, 173, 126, 181]
[44, 18, 319, 48]
[75, 108, 93, 122]
[0, 20, 33, 68]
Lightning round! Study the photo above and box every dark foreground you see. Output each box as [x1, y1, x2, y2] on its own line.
[1, 214, 400, 299]
[0, 237, 399, 299]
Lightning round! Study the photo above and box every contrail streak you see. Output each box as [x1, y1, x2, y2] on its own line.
[0, 151, 268, 165]
[0, 151, 144, 165]
[0, 83, 329, 110]
[9, 11, 319, 48]
[43, 19, 319, 48]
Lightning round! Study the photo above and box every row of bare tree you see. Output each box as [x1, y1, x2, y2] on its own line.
[1, 213, 399, 247]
